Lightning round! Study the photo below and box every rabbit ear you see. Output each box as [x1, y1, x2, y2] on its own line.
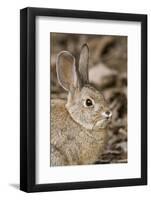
[56, 51, 79, 91]
[79, 44, 89, 84]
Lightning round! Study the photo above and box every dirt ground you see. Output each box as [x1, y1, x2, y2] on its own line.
[50, 33, 127, 164]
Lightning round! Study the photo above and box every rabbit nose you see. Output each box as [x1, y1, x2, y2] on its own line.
[105, 111, 111, 116]
[102, 111, 112, 119]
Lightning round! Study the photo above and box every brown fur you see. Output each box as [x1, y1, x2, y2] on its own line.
[50, 44, 111, 166]
[50, 99, 108, 166]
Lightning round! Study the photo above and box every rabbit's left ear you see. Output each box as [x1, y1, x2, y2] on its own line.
[79, 44, 89, 84]
[56, 51, 80, 91]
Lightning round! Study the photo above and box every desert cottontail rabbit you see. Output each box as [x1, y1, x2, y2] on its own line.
[50, 44, 112, 166]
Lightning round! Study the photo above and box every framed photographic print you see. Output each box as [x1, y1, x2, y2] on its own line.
[20, 7, 147, 192]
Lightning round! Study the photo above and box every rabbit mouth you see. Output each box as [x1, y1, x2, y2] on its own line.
[93, 118, 110, 129]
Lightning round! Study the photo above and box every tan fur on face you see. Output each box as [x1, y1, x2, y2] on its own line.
[66, 85, 110, 130]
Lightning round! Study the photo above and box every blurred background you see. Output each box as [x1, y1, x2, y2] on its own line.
[50, 32, 127, 164]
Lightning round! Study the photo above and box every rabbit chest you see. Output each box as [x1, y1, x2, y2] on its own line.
[51, 100, 108, 165]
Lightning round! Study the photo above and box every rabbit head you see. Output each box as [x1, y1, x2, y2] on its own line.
[56, 44, 112, 130]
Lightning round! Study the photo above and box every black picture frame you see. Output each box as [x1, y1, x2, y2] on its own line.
[20, 7, 147, 192]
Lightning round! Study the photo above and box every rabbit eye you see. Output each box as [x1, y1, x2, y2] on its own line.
[85, 98, 93, 107]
